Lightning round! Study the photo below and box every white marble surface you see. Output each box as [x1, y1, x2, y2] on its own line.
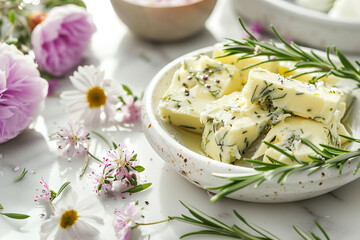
[1, 0, 360, 239]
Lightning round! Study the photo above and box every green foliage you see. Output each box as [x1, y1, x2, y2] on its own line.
[43, 0, 86, 9]
[123, 183, 152, 194]
[8, 10, 15, 24]
[174, 202, 331, 240]
[0, 0, 86, 54]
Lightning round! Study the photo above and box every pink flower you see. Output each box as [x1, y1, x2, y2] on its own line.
[113, 201, 142, 240]
[31, 5, 96, 76]
[107, 144, 139, 186]
[90, 163, 115, 195]
[35, 177, 53, 218]
[0, 43, 48, 144]
[90, 144, 143, 195]
[120, 95, 142, 122]
[35, 177, 51, 203]
[55, 121, 89, 158]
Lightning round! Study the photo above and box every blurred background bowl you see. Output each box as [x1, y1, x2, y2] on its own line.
[110, 0, 217, 42]
[233, 0, 360, 53]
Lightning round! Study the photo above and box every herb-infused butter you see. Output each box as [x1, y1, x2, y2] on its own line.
[212, 43, 279, 86]
[159, 55, 242, 133]
[242, 68, 346, 124]
[200, 92, 287, 163]
[253, 116, 351, 164]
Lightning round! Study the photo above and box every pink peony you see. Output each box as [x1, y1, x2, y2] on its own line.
[0, 43, 48, 144]
[31, 4, 96, 76]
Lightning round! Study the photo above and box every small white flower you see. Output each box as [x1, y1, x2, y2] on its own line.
[60, 65, 122, 128]
[55, 121, 89, 158]
[40, 193, 104, 240]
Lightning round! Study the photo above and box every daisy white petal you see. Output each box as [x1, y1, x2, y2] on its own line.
[40, 192, 104, 240]
[61, 65, 122, 128]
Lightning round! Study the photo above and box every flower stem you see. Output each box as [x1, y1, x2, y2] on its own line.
[49, 200, 55, 215]
[91, 130, 111, 148]
[134, 217, 174, 228]
[79, 153, 90, 179]
[87, 151, 103, 163]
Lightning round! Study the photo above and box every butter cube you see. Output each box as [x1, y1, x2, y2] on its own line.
[200, 92, 286, 163]
[253, 116, 347, 164]
[243, 68, 345, 124]
[159, 55, 242, 133]
[212, 43, 279, 86]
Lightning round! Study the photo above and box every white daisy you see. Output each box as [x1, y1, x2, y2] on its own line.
[40, 193, 104, 240]
[60, 65, 121, 128]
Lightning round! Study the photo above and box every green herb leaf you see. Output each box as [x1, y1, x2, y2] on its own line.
[123, 183, 152, 194]
[8, 10, 15, 25]
[174, 201, 330, 240]
[13, 168, 28, 182]
[122, 84, 133, 96]
[0, 203, 3, 210]
[118, 96, 126, 105]
[0, 213, 30, 220]
[133, 165, 145, 173]
[57, 181, 71, 198]
[174, 201, 280, 239]
[112, 142, 118, 150]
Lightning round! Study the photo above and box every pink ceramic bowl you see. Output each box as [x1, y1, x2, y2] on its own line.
[110, 0, 217, 41]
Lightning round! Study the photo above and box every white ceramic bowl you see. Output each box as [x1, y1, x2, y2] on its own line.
[110, 0, 217, 42]
[233, 0, 360, 53]
[142, 46, 360, 203]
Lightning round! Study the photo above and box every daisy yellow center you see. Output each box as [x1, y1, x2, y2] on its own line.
[86, 86, 106, 108]
[60, 209, 79, 229]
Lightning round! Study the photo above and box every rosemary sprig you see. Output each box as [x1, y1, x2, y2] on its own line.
[221, 18, 360, 86]
[174, 201, 330, 240]
[206, 135, 360, 203]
